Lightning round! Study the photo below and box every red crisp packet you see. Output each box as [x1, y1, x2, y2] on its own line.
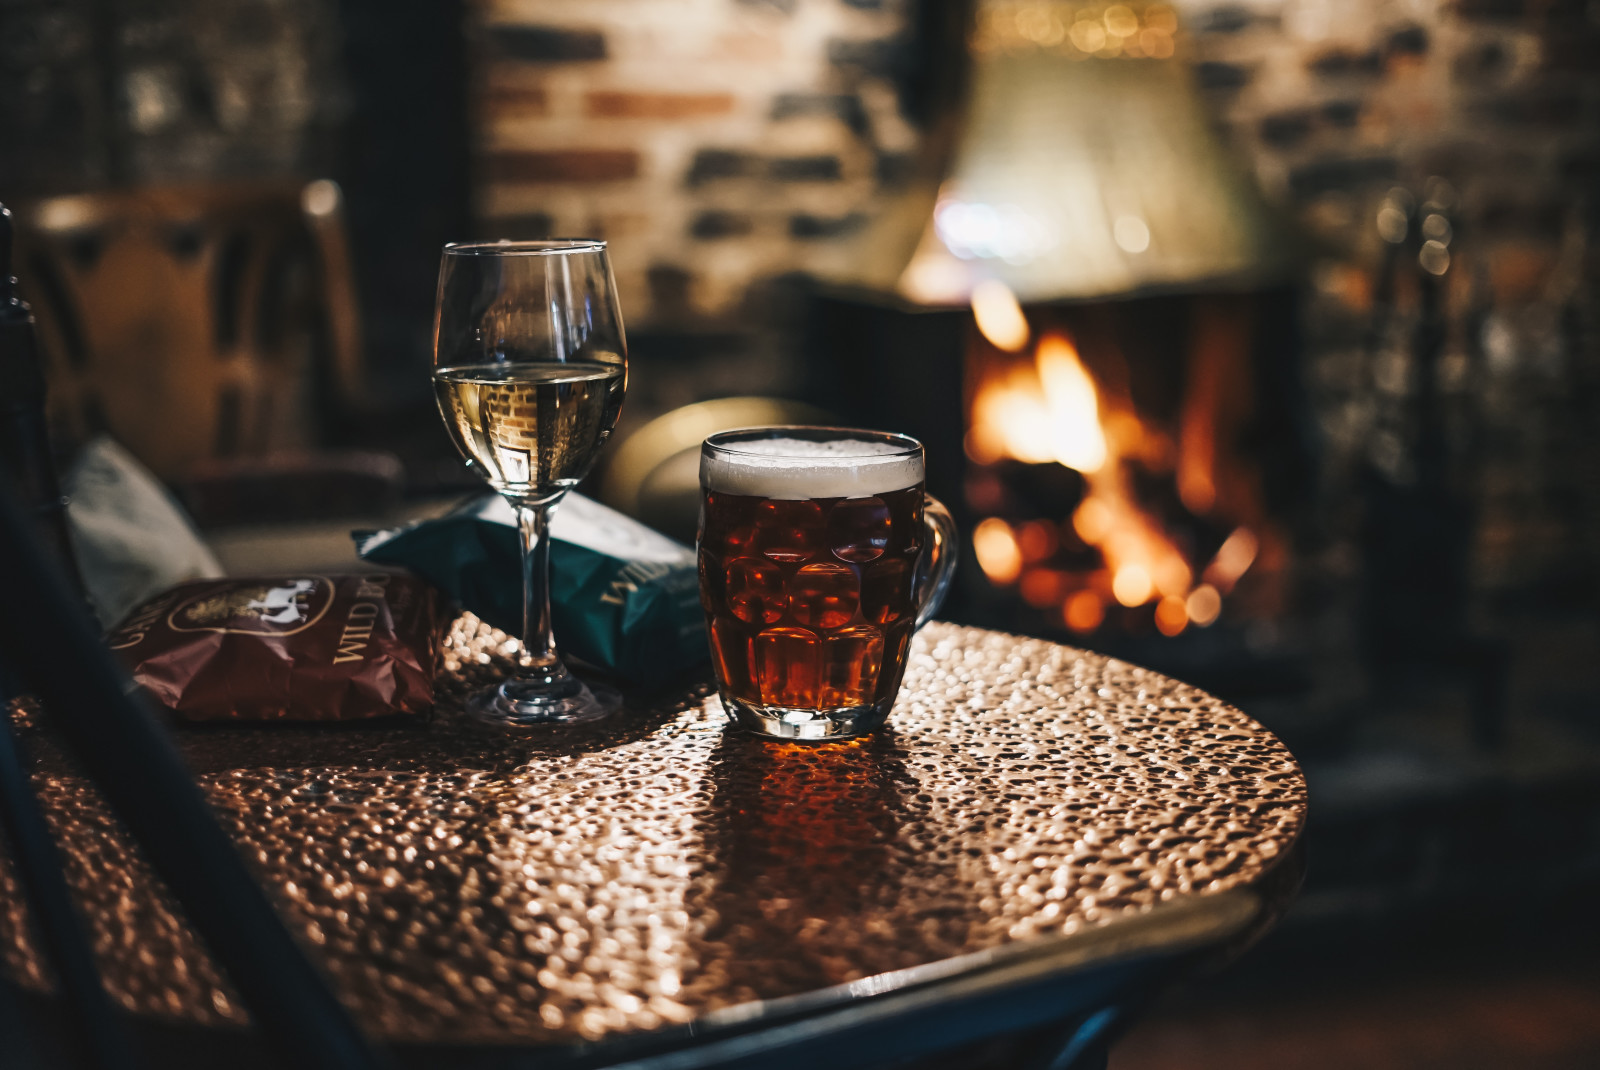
[108, 574, 441, 722]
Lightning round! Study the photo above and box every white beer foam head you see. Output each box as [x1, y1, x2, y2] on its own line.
[701, 436, 924, 499]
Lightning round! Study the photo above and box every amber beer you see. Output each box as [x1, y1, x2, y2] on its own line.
[698, 428, 956, 739]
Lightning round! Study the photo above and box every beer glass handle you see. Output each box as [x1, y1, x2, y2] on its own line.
[914, 494, 959, 629]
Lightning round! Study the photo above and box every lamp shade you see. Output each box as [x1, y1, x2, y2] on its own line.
[828, 3, 1299, 305]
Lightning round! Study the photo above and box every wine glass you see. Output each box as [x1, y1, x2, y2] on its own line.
[432, 240, 627, 726]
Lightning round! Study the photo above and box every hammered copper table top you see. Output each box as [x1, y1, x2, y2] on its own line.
[0, 618, 1306, 1046]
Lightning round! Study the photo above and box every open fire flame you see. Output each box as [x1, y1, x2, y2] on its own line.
[967, 282, 1258, 636]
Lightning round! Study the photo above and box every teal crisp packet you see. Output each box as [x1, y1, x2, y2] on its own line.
[355, 493, 706, 684]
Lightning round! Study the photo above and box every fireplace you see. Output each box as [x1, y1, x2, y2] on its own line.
[802, 279, 1310, 687]
[796, 1, 1311, 688]
[960, 284, 1306, 643]
[960, 281, 1312, 626]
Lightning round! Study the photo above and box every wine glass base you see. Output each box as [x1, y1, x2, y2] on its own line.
[466, 678, 621, 729]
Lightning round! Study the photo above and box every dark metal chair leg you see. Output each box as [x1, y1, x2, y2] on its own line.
[0, 687, 139, 1070]
[0, 485, 387, 1070]
[0, 974, 43, 1070]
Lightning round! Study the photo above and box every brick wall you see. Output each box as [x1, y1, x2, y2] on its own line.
[469, 0, 925, 324]
[1172, 0, 1599, 595]
[3, 0, 1593, 592]
[468, 1, 1599, 596]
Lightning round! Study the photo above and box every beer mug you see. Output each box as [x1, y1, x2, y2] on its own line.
[698, 427, 958, 739]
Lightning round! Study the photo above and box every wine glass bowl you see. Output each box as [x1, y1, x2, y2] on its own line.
[432, 240, 627, 726]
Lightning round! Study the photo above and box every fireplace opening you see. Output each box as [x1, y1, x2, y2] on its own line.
[963, 284, 1307, 647]
[802, 276, 1312, 699]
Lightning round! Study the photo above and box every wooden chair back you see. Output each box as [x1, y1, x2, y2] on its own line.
[11, 181, 362, 480]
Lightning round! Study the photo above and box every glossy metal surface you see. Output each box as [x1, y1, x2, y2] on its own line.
[0, 619, 1305, 1047]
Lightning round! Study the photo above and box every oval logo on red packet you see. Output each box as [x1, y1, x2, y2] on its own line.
[166, 576, 336, 636]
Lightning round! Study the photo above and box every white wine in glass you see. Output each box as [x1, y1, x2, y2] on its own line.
[432, 241, 627, 726]
[433, 361, 625, 494]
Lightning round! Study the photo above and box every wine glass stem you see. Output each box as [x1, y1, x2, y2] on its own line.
[513, 497, 566, 681]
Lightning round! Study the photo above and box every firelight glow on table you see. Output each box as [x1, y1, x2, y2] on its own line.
[1, 618, 1305, 1049]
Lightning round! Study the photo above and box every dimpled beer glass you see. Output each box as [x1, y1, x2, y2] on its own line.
[698, 427, 958, 739]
